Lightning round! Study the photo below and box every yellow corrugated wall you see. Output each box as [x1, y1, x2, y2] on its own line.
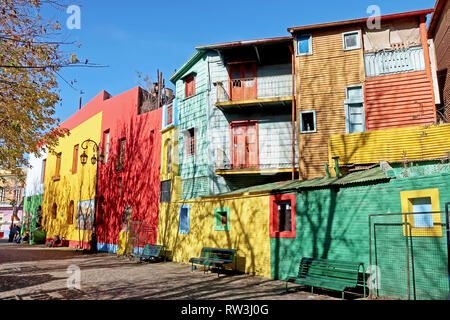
[329, 123, 450, 165]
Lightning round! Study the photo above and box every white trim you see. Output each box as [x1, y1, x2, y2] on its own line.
[342, 30, 361, 51]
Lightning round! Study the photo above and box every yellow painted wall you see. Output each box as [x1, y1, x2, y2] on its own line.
[42, 113, 102, 245]
[157, 193, 272, 278]
[295, 26, 366, 179]
[328, 123, 450, 166]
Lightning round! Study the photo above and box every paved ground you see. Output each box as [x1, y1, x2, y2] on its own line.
[0, 239, 351, 300]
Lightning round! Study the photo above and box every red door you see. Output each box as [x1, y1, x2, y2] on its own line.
[229, 63, 257, 101]
[231, 121, 258, 169]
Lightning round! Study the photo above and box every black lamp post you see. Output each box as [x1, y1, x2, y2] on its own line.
[79, 139, 104, 253]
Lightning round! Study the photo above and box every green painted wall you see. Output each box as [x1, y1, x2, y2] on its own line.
[271, 173, 449, 300]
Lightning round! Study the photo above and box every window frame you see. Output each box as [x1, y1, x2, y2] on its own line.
[53, 153, 62, 181]
[296, 34, 313, 56]
[269, 194, 296, 238]
[160, 180, 172, 203]
[184, 74, 196, 99]
[185, 128, 196, 157]
[342, 30, 361, 51]
[214, 207, 230, 231]
[72, 144, 79, 174]
[103, 130, 110, 163]
[41, 159, 46, 183]
[400, 188, 442, 237]
[179, 204, 190, 234]
[344, 85, 366, 134]
[299, 110, 317, 134]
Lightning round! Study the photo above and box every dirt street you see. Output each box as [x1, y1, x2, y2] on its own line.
[0, 240, 342, 300]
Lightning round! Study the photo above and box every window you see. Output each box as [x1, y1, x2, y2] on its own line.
[167, 104, 173, 126]
[67, 200, 74, 224]
[400, 188, 442, 237]
[270, 194, 296, 238]
[230, 121, 259, 169]
[160, 180, 171, 203]
[343, 31, 361, 51]
[52, 203, 57, 219]
[165, 139, 172, 174]
[72, 144, 79, 174]
[179, 204, 190, 234]
[214, 207, 230, 231]
[53, 153, 61, 180]
[0, 188, 5, 202]
[184, 74, 196, 98]
[41, 159, 46, 183]
[185, 128, 195, 156]
[300, 110, 317, 133]
[103, 130, 110, 163]
[14, 188, 21, 203]
[116, 138, 126, 171]
[345, 85, 365, 134]
[296, 34, 312, 55]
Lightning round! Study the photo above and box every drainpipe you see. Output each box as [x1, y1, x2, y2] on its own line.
[333, 156, 340, 177]
[289, 43, 296, 181]
[419, 14, 436, 122]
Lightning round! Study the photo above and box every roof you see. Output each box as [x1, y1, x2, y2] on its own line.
[169, 51, 205, 84]
[428, 0, 446, 36]
[220, 166, 390, 196]
[288, 9, 434, 33]
[195, 36, 293, 51]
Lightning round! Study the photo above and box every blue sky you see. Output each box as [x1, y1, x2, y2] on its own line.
[51, 0, 436, 123]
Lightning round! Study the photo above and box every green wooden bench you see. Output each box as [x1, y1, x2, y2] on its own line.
[189, 247, 236, 277]
[285, 257, 366, 299]
[133, 244, 165, 262]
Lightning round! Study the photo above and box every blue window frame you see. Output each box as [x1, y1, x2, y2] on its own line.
[179, 204, 190, 234]
[296, 34, 312, 56]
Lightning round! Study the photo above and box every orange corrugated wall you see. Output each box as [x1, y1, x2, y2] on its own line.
[365, 70, 436, 131]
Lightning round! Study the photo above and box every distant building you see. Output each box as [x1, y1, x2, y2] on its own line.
[0, 170, 25, 238]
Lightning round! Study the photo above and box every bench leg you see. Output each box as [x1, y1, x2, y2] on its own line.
[285, 281, 289, 293]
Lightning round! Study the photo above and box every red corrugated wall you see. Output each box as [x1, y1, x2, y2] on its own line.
[365, 70, 436, 131]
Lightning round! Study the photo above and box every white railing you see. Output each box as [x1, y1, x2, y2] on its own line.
[364, 46, 425, 77]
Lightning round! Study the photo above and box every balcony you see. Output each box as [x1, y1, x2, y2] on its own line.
[215, 75, 293, 109]
[364, 46, 425, 77]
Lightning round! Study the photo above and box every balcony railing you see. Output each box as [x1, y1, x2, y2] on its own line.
[216, 75, 292, 104]
[364, 46, 425, 77]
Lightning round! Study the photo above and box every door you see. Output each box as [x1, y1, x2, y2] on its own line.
[346, 103, 365, 134]
[229, 63, 257, 101]
[231, 121, 258, 169]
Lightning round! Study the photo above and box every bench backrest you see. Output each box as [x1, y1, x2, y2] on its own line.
[200, 247, 236, 262]
[142, 244, 164, 257]
[298, 257, 363, 283]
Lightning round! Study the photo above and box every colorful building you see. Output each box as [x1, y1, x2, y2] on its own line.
[288, 9, 438, 180]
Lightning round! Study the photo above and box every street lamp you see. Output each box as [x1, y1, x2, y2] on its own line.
[79, 139, 104, 253]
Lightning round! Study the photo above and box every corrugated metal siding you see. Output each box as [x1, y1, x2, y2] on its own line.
[328, 123, 450, 165]
[365, 71, 436, 130]
[295, 26, 365, 179]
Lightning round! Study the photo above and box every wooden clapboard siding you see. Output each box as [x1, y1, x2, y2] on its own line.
[365, 71, 436, 130]
[329, 123, 450, 165]
[295, 26, 365, 179]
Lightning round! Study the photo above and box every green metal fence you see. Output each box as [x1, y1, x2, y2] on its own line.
[368, 211, 449, 300]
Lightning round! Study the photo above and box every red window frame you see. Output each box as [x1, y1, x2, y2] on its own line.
[269, 194, 296, 238]
[72, 144, 79, 174]
[184, 74, 195, 98]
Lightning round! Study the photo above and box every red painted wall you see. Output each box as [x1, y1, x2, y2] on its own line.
[95, 87, 162, 247]
[365, 71, 436, 131]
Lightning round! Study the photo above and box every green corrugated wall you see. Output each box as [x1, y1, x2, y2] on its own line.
[271, 173, 449, 300]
